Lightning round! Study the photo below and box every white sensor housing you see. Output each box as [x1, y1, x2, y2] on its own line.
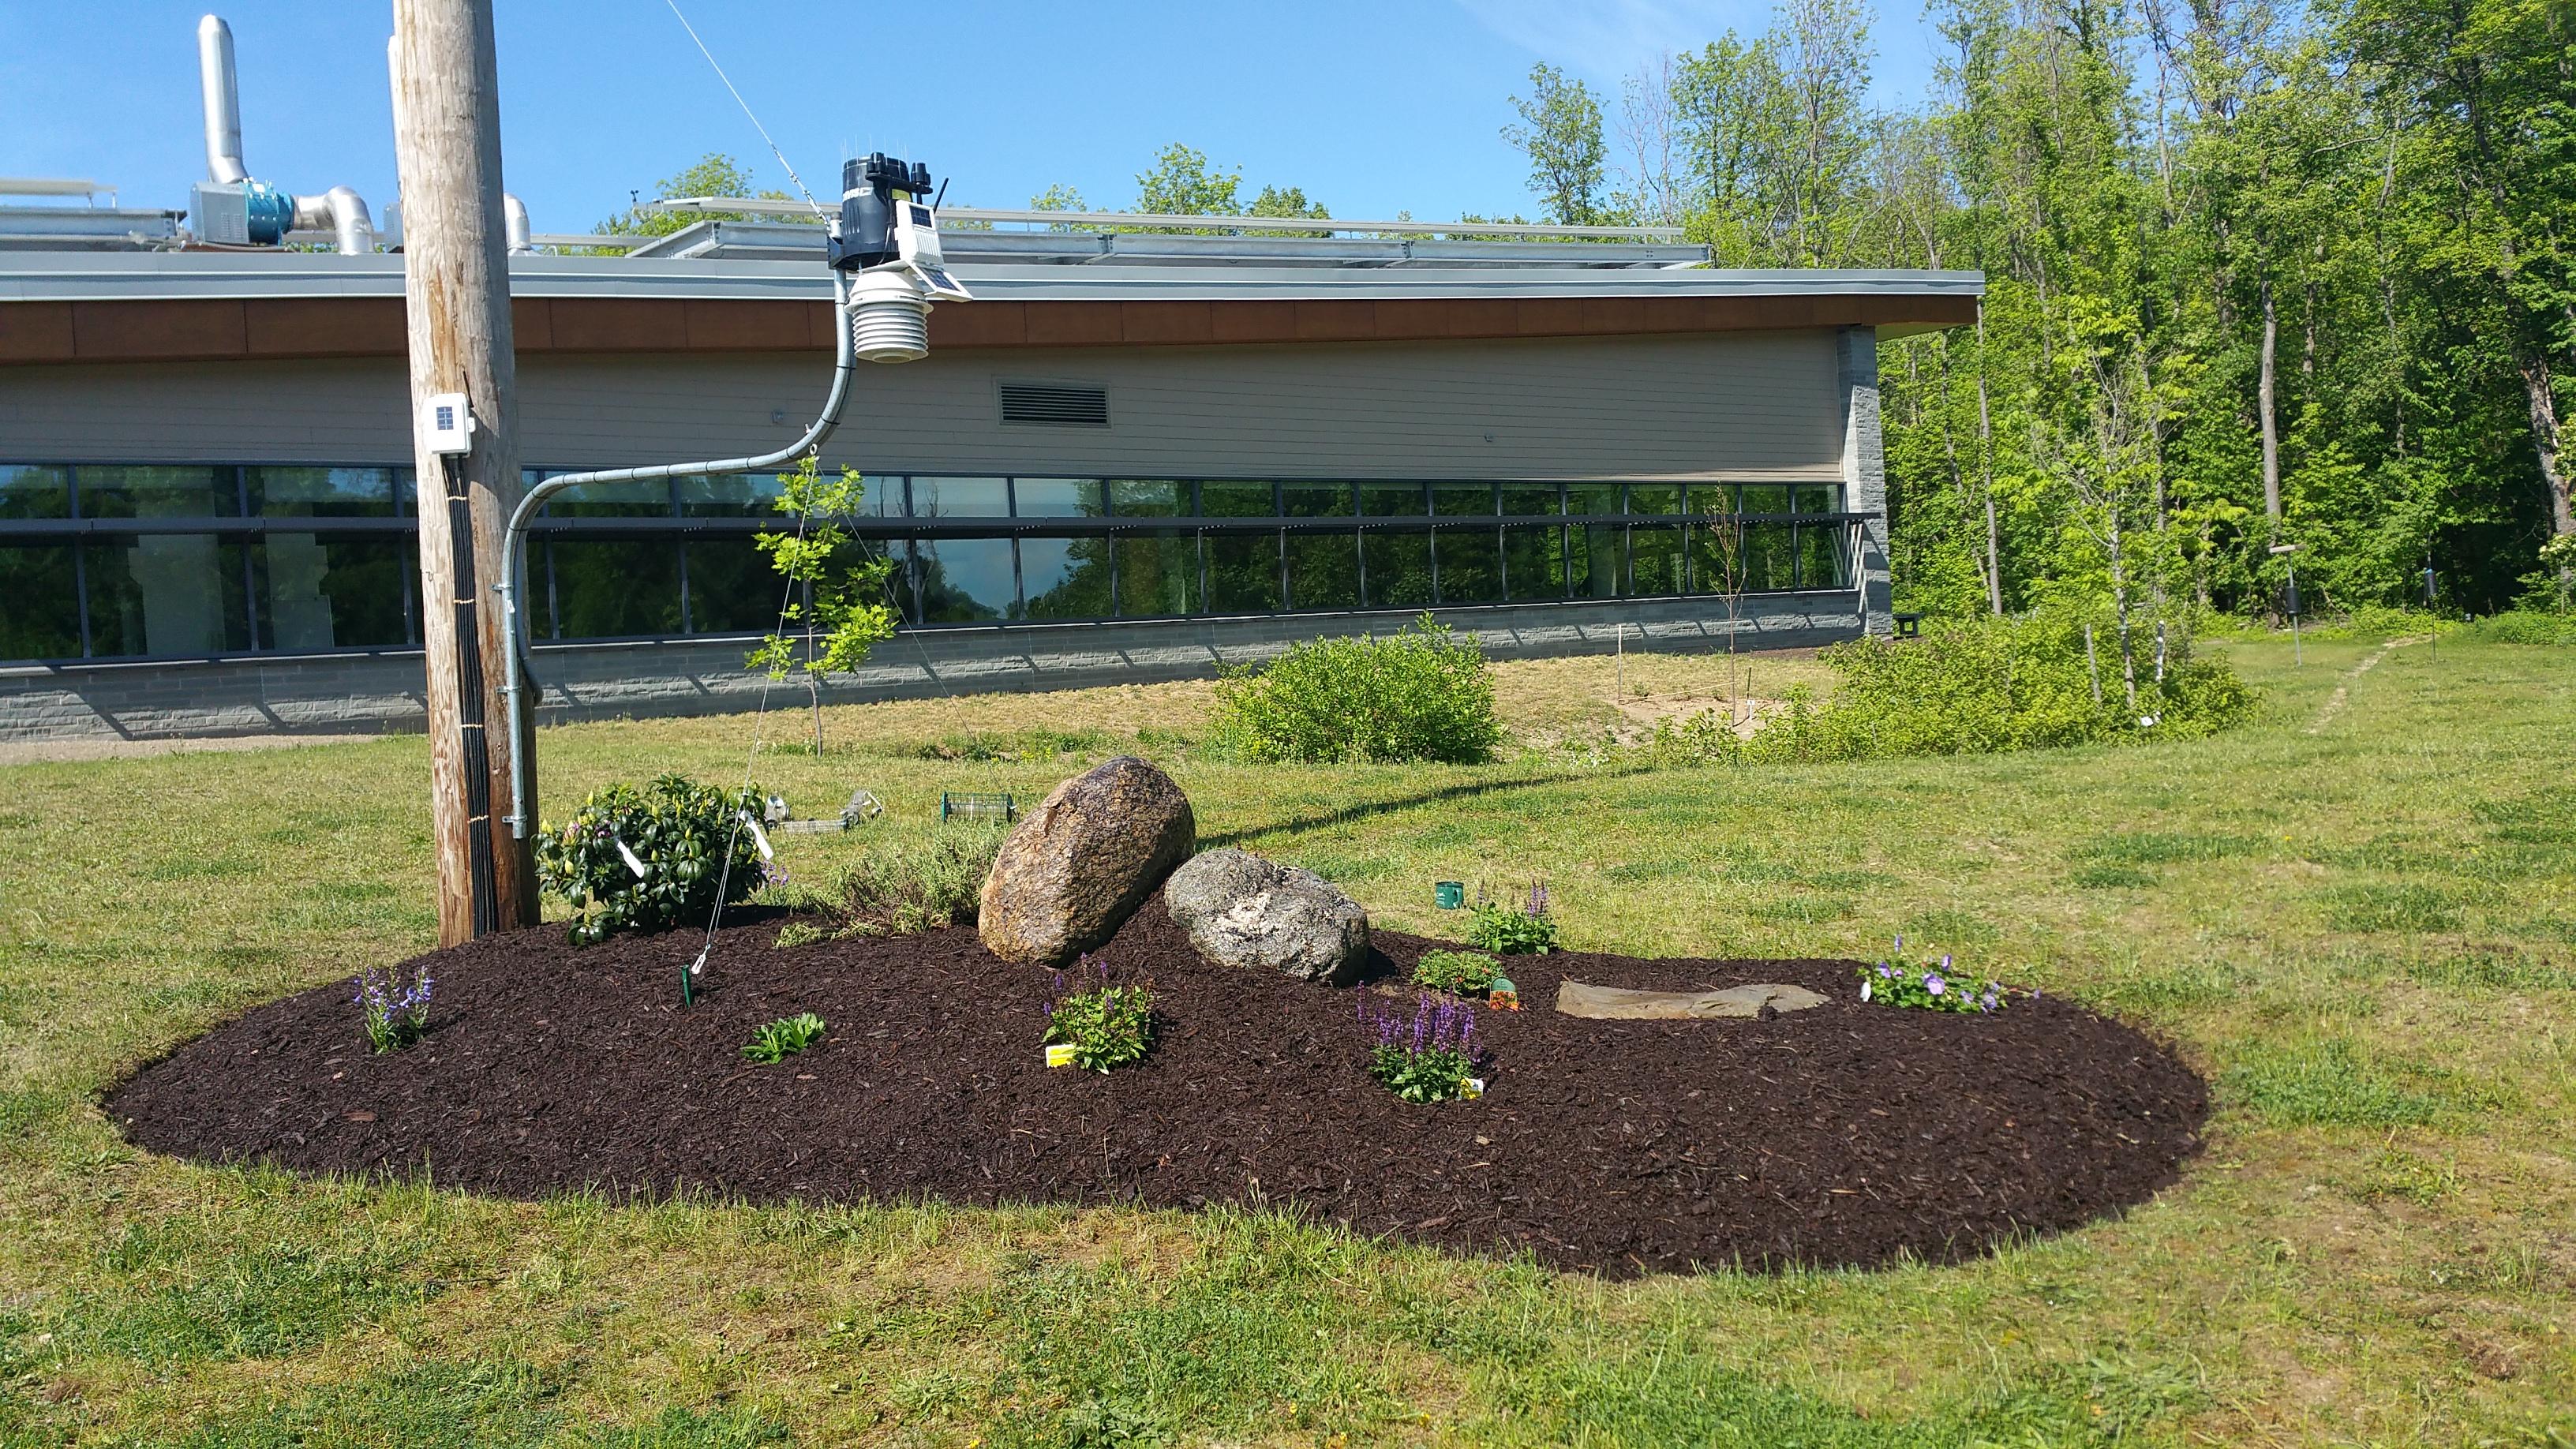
[422, 392, 474, 455]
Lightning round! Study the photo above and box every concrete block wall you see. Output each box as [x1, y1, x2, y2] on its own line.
[0, 591, 1865, 743]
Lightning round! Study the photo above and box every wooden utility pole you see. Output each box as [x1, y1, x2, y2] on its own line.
[391, 0, 538, 943]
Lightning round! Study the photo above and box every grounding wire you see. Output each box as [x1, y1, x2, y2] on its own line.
[659, 0, 829, 219]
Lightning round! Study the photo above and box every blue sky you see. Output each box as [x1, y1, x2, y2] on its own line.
[3, 1, 1946, 236]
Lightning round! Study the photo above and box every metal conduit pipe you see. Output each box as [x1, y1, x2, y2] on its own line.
[493, 270, 859, 838]
[197, 15, 246, 184]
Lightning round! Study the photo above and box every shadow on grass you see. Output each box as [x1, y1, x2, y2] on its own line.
[1200, 769, 1624, 851]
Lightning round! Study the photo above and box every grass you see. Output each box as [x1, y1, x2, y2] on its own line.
[2, 638, 2573, 1443]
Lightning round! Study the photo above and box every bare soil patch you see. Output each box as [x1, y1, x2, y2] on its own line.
[108, 904, 2205, 1276]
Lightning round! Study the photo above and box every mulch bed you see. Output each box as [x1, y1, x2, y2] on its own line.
[108, 902, 2206, 1276]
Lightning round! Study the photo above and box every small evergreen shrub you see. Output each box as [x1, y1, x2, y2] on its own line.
[742, 1013, 826, 1064]
[1207, 615, 1501, 764]
[830, 827, 1003, 936]
[1045, 956, 1155, 1073]
[1465, 882, 1558, 955]
[535, 774, 770, 945]
[1361, 993, 1485, 1103]
[1413, 949, 1501, 995]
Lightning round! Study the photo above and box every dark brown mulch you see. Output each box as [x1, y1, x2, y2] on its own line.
[107, 902, 2206, 1276]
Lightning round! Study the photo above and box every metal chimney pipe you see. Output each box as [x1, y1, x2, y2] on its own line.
[502, 193, 531, 253]
[197, 15, 247, 184]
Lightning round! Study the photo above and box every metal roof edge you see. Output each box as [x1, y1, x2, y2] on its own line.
[0, 249, 1986, 305]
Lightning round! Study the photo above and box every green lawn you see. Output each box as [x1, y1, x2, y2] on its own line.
[2, 638, 2570, 1446]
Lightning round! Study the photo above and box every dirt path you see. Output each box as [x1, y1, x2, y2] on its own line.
[2305, 635, 2427, 734]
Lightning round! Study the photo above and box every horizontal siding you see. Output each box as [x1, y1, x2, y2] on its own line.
[0, 331, 1844, 480]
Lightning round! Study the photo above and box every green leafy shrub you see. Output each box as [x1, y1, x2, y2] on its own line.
[1045, 956, 1155, 1073]
[2469, 609, 2576, 646]
[742, 1013, 826, 1064]
[829, 827, 1002, 936]
[535, 774, 770, 945]
[1855, 938, 2009, 1014]
[1413, 949, 1501, 995]
[1362, 993, 1485, 1103]
[1465, 882, 1557, 955]
[1207, 615, 1500, 764]
[1657, 612, 2256, 766]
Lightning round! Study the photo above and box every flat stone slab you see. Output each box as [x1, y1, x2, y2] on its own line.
[1556, 979, 1830, 1020]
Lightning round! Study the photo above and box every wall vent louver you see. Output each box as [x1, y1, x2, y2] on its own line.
[998, 381, 1111, 427]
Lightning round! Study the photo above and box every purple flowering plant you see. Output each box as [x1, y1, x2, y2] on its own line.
[1855, 935, 2009, 1014]
[1361, 990, 1487, 1103]
[1465, 878, 1559, 956]
[1044, 953, 1156, 1073]
[354, 963, 432, 1052]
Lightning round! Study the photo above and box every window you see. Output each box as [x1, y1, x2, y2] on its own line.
[256, 534, 413, 650]
[1626, 485, 1686, 597]
[1566, 483, 1622, 600]
[1500, 484, 1563, 601]
[249, 466, 399, 518]
[84, 536, 252, 655]
[1200, 481, 1282, 614]
[0, 544, 80, 659]
[1431, 483, 1500, 605]
[1282, 482, 1359, 611]
[912, 537, 1016, 623]
[1360, 482, 1432, 609]
[0, 462, 1868, 658]
[545, 538, 683, 638]
[0, 466, 71, 519]
[78, 466, 238, 519]
[682, 537, 786, 633]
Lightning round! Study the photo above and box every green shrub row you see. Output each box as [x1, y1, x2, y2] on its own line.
[1651, 612, 2256, 766]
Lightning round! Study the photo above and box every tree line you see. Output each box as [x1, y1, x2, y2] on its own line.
[1500, 0, 2574, 620]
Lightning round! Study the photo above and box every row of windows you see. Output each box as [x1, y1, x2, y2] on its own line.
[0, 466, 1859, 663]
[0, 465, 1844, 523]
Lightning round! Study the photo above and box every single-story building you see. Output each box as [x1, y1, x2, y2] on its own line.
[0, 214, 1980, 742]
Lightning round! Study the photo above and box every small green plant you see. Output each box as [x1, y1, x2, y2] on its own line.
[742, 1013, 827, 1065]
[1413, 949, 1501, 995]
[1207, 615, 1502, 764]
[1855, 937, 2008, 1013]
[829, 827, 1004, 936]
[1466, 881, 1558, 955]
[534, 774, 770, 945]
[353, 964, 431, 1052]
[746, 454, 901, 752]
[1361, 993, 1485, 1103]
[1044, 955, 1155, 1073]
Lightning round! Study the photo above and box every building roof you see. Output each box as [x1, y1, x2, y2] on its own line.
[0, 248, 1981, 368]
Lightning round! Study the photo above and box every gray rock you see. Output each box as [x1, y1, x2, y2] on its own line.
[1164, 848, 1369, 984]
[1554, 979, 1829, 1020]
[977, 756, 1196, 966]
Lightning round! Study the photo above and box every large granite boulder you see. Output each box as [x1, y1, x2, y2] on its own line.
[977, 756, 1195, 965]
[1164, 848, 1369, 984]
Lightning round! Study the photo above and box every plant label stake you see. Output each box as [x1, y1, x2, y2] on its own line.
[1045, 1043, 1077, 1069]
[613, 837, 649, 879]
[1461, 1077, 1486, 1100]
[737, 811, 776, 862]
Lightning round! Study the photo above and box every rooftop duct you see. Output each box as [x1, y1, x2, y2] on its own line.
[187, 13, 373, 256]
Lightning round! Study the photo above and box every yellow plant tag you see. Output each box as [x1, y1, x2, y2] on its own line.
[1461, 1077, 1486, 1099]
[1045, 1043, 1077, 1069]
